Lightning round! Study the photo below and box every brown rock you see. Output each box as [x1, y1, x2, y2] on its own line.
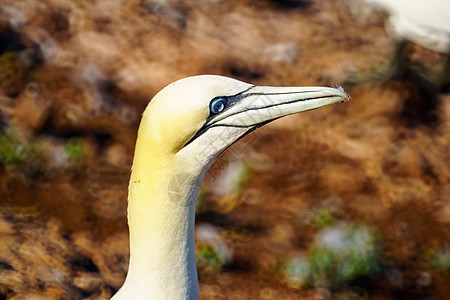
[11, 83, 52, 134]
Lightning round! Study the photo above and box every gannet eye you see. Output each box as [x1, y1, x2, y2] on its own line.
[210, 97, 227, 114]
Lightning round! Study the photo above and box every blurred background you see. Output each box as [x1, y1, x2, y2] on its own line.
[0, 0, 449, 299]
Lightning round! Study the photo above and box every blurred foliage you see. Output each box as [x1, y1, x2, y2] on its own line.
[210, 161, 254, 213]
[284, 257, 311, 288]
[297, 207, 336, 228]
[0, 127, 26, 166]
[313, 208, 335, 229]
[425, 250, 450, 274]
[284, 223, 381, 289]
[63, 138, 86, 163]
[234, 162, 253, 193]
[195, 161, 254, 214]
[0, 127, 48, 178]
[195, 242, 228, 272]
[0, 127, 90, 179]
[0, 51, 24, 96]
[216, 160, 254, 197]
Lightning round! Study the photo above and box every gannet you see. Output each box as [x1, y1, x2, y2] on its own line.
[347, 1, 449, 88]
[111, 75, 349, 300]
[363, 0, 450, 53]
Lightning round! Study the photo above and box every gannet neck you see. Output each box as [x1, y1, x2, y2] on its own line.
[112, 112, 201, 300]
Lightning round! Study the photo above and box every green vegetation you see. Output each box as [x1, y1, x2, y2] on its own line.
[195, 242, 228, 271]
[312, 208, 335, 229]
[0, 127, 48, 177]
[284, 257, 312, 288]
[284, 224, 381, 289]
[0, 127, 88, 178]
[233, 161, 253, 193]
[0, 127, 27, 166]
[297, 207, 337, 229]
[0, 51, 25, 96]
[425, 249, 450, 273]
[63, 138, 86, 163]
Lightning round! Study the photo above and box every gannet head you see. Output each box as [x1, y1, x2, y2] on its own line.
[118, 75, 349, 300]
[136, 75, 349, 206]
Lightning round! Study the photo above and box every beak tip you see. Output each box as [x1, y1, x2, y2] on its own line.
[336, 85, 350, 103]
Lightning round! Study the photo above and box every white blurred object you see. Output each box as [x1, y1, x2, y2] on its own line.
[211, 160, 249, 198]
[195, 224, 233, 266]
[363, 0, 450, 53]
[0, 4, 27, 30]
[263, 43, 299, 63]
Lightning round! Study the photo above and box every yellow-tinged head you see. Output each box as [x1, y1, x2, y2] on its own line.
[139, 75, 251, 154]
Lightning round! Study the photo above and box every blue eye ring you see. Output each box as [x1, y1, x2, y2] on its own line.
[210, 97, 227, 114]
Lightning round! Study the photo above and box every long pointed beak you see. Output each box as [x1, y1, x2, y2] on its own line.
[208, 85, 350, 127]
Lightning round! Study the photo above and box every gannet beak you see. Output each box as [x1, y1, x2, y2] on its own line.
[207, 85, 350, 128]
[182, 84, 349, 149]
